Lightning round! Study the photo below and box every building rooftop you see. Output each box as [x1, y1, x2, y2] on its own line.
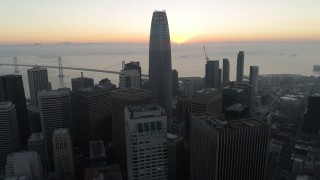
[53, 128, 69, 134]
[113, 88, 148, 95]
[78, 85, 107, 92]
[28, 133, 43, 142]
[193, 113, 267, 131]
[196, 88, 218, 94]
[255, 106, 268, 113]
[225, 103, 247, 112]
[311, 93, 320, 97]
[90, 140, 106, 159]
[28, 65, 47, 71]
[7, 151, 38, 160]
[128, 104, 164, 119]
[0, 101, 13, 109]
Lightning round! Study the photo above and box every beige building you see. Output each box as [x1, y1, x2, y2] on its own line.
[191, 88, 222, 116]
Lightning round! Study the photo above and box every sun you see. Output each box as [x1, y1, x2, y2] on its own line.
[171, 34, 191, 44]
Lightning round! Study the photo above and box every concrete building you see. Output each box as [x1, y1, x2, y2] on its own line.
[27, 106, 41, 133]
[190, 114, 269, 180]
[175, 97, 192, 139]
[236, 51, 244, 83]
[38, 89, 72, 170]
[111, 88, 152, 172]
[71, 76, 94, 92]
[205, 60, 220, 88]
[167, 133, 184, 180]
[5, 151, 42, 180]
[250, 66, 259, 93]
[0, 75, 29, 147]
[52, 128, 74, 179]
[125, 104, 168, 180]
[119, 61, 141, 89]
[99, 78, 116, 89]
[75, 85, 113, 151]
[27, 133, 46, 171]
[223, 103, 249, 120]
[0, 102, 20, 171]
[149, 10, 172, 122]
[90, 140, 107, 168]
[191, 88, 222, 116]
[222, 59, 230, 86]
[27, 66, 50, 107]
[222, 85, 249, 110]
[172, 70, 179, 96]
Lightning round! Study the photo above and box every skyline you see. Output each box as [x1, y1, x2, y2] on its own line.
[1, 0, 320, 45]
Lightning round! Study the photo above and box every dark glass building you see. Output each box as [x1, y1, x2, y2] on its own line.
[0, 75, 30, 147]
[236, 51, 244, 83]
[149, 10, 172, 121]
[222, 59, 230, 86]
[172, 69, 179, 96]
[205, 60, 219, 88]
[303, 93, 320, 133]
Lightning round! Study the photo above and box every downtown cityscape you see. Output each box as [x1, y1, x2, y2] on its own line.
[1, 1, 320, 180]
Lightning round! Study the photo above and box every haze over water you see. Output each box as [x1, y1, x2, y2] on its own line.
[0, 42, 319, 93]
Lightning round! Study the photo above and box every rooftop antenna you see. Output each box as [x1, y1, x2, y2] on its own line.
[203, 45, 209, 62]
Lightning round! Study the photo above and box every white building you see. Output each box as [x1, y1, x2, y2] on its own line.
[119, 62, 141, 89]
[5, 151, 42, 180]
[125, 104, 168, 180]
[52, 128, 74, 179]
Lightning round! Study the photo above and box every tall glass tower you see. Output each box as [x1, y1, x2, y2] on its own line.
[149, 10, 172, 121]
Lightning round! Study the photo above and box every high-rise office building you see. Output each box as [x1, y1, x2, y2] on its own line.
[111, 88, 152, 171]
[222, 84, 251, 110]
[236, 51, 245, 83]
[222, 59, 230, 86]
[250, 66, 259, 93]
[27, 133, 46, 170]
[190, 114, 269, 180]
[71, 76, 94, 92]
[0, 75, 30, 147]
[172, 70, 179, 96]
[38, 89, 72, 170]
[75, 85, 113, 152]
[119, 61, 141, 89]
[167, 133, 185, 180]
[27, 66, 50, 107]
[98, 78, 116, 89]
[205, 60, 220, 88]
[0, 102, 20, 171]
[176, 97, 192, 139]
[125, 104, 168, 180]
[191, 88, 222, 116]
[303, 93, 320, 133]
[5, 151, 42, 180]
[182, 80, 194, 98]
[52, 128, 74, 179]
[149, 10, 172, 122]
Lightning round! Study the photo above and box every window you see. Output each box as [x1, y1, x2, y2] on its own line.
[156, 121, 162, 130]
[138, 123, 143, 132]
[144, 123, 150, 132]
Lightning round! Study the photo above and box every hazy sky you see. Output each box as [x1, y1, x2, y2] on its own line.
[1, 0, 320, 44]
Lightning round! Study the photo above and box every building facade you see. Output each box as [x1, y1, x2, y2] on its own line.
[149, 10, 172, 122]
[27, 133, 46, 170]
[172, 70, 179, 96]
[250, 66, 259, 93]
[0, 75, 29, 147]
[222, 59, 230, 86]
[0, 102, 20, 171]
[71, 76, 94, 92]
[205, 60, 220, 88]
[190, 114, 269, 180]
[125, 104, 168, 180]
[111, 88, 152, 172]
[236, 51, 245, 83]
[27, 66, 50, 107]
[52, 128, 74, 179]
[191, 88, 222, 116]
[38, 89, 73, 170]
[119, 61, 141, 89]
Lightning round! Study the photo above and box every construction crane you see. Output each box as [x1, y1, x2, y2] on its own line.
[203, 45, 209, 62]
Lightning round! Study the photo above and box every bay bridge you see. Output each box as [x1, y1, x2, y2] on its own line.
[0, 57, 148, 77]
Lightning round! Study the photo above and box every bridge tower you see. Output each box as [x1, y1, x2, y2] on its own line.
[14, 57, 19, 74]
[58, 57, 65, 88]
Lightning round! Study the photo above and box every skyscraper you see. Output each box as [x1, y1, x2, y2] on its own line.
[75, 85, 113, 152]
[222, 59, 230, 86]
[190, 114, 269, 180]
[27, 133, 46, 170]
[27, 66, 50, 107]
[205, 60, 220, 88]
[125, 104, 168, 180]
[167, 133, 185, 180]
[236, 51, 245, 83]
[0, 75, 30, 147]
[5, 151, 43, 180]
[303, 93, 320, 133]
[38, 89, 72, 170]
[172, 70, 179, 96]
[250, 66, 259, 93]
[149, 10, 172, 121]
[52, 128, 74, 179]
[111, 88, 152, 172]
[71, 76, 94, 92]
[119, 61, 141, 89]
[0, 102, 20, 171]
